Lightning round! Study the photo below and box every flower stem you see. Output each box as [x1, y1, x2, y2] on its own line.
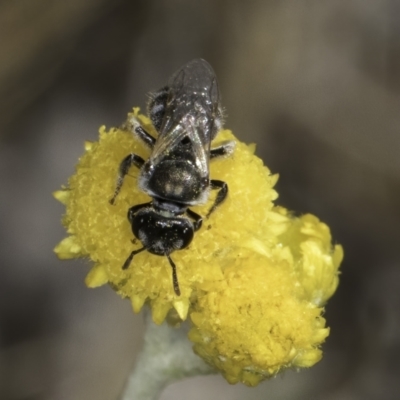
[120, 309, 216, 400]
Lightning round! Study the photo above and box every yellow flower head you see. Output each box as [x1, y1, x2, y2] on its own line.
[54, 109, 342, 386]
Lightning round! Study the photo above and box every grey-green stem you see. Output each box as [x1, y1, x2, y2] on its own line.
[120, 309, 216, 400]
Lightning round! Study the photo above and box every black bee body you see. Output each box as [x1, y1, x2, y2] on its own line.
[110, 59, 235, 295]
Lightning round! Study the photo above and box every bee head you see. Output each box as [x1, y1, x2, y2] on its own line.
[130, 207, 194, 256]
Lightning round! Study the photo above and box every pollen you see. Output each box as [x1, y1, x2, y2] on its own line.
[54, 108, 342, 386]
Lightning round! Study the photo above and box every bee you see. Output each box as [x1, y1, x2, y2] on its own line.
[110, 59, 235, 295]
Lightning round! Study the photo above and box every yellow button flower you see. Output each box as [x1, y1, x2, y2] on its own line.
[54, 109, 342, 385]
[189, 213, 342, 385]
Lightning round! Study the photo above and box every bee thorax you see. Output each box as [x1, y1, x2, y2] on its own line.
[142, 160, 207, 205]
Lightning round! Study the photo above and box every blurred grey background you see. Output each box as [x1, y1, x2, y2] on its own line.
[1, 1, 399, 399]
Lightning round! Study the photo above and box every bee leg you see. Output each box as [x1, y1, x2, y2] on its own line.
[206, 180, 228, 218]
[210, 140, 236, 159]
[109, 153, 145, 205]
[124, 115, 156, 148]
[186, 208, 203, 231]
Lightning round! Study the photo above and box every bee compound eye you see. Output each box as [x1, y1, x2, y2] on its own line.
[176, 220, 194, 248]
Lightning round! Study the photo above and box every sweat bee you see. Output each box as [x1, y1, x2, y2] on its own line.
[110, 59, 235, 295]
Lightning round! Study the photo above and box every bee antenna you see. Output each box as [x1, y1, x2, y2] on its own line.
[167, 255, 181, 296]
[122, 247, 145, 270]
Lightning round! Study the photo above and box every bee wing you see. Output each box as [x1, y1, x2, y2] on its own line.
[188, 124, 210, 174]
[148, 59, 219, 178]
[149, 116, 210, 178]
